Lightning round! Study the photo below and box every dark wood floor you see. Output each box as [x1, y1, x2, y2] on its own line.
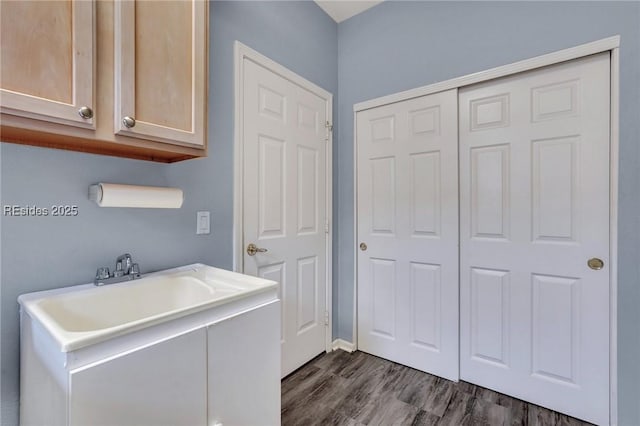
[281, 350, 592, 426]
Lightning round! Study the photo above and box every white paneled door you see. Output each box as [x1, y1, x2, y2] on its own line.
[357, 89, 459, 380]
[459, 53, 610, 425]
[242, 58, 329, 377]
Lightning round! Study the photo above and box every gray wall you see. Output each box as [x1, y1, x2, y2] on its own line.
[0, 2, 337, 425]
[335, 2, 640, 424]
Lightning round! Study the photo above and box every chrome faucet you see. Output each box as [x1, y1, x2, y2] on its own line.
[115, 253, 133, 276]
[95, 253, 141, 286]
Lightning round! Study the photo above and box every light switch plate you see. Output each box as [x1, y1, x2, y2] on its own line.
[196, 211, 210, 235]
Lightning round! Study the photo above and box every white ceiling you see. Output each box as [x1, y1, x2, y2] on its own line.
[314, 0, 383, 23]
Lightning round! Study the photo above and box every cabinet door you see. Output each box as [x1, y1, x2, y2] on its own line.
[69, 329, 207, 426]
[0, 0, 95, 128]
[208, 301, 281, 426]
[114, 0, 207, 147]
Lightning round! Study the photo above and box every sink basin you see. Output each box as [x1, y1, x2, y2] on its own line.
[36, 275, 240, 332]
[18, 264, 277, 351]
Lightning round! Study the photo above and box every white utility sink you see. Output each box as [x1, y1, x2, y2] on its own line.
[19, 263, 281, 425]
[18, 263, 278, 351]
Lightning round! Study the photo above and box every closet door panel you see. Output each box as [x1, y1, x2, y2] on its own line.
[357, 89, 459, 381]
[459, 53, 610, 425]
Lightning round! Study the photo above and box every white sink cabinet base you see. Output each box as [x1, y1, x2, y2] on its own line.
[70, 328, 208, 426]
[19, 265, 280, 426]
[208, 301, 281, 425]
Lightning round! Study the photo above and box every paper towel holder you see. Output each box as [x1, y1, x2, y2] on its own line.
[88, 183, 184, 209]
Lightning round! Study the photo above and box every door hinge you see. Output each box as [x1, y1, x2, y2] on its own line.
[324, 218, 330, 234]
[325, 121, 333, 142]
[324, 310, 329, 326]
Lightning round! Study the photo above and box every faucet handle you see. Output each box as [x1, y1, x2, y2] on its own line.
[96, 267, 110, 280]
[113, 261, 124, 277]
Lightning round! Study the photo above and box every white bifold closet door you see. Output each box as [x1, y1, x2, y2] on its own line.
[357, 89, 459, 381]
[459, 53, 610, 425]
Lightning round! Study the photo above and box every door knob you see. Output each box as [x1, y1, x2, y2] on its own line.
[359, 242, 367, 251]
[247, 243, 268, 256]
[587, 258, 604, 270]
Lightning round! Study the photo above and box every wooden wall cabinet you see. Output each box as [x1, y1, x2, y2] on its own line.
[0, 0, 208, 163]
[0, 1, 95, 129]
[114, 1, 206, 147]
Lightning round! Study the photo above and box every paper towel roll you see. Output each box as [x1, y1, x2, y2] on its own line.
[89, 183, 184, 208]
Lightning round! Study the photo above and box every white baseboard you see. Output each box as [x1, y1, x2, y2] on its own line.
[331, 339, 356, 353]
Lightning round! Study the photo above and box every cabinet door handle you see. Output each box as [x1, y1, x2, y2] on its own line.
[78, 106, 93, 119]
[122, 116, 136, 128]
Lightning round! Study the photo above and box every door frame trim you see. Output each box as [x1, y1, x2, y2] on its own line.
[352, 36, 620, 425]
[354, 35, 620, 112]
[233, 41, 334, 353]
